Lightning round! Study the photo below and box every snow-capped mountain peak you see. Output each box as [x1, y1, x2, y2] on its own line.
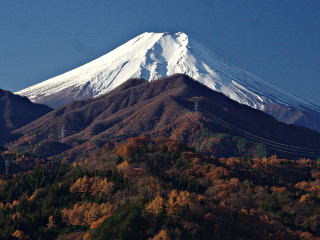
[16, 31, 320, 114]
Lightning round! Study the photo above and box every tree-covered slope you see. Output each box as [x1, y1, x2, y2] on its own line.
[1, 136, 320, 239]
[9, 74, 320, 162]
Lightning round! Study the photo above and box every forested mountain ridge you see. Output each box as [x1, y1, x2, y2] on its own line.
[8, 74, 320, 162]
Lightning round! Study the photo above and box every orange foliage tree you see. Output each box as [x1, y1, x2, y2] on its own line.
[61, 202, 115, 226]
[146, 194, 164, 215]
[12, 229, 29, 240]
[47, 215, 56, 228]
[295, 180, 320, 198]
[166, 190, 199, 215]
[113, 134, 150, 159]
[149, 229, 170, 240]
[70, 176, 114, 197]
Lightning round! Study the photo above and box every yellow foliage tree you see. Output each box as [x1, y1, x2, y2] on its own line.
[47, 215, 56, 228]
[12, 229, 29, 239]
[146, 195, 164, 215]
[117, 161, 130, 171]
[70, 176, 90, 195]
[167, 190, 193, 214]
[300, 194, 310, 203]
[11, 212, 22, 221]
[100, 179, 114, 196]
[70, 176, 114, 197]
[84, 203, 100, 224]
[90, 215, 109, 229]
[83, 233, 94, 240]
[29, 188, 42, 201]
[62, 202, 115, 226]
[149, 229, 170, 240]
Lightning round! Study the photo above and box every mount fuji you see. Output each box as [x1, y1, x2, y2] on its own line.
[16, 32, 320, 131]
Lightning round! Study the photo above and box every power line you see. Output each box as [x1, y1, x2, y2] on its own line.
[181, 102, 320, 158]
[159, 89, 320, 158]
[180, 89, 320, 149]
[55, 88, 319, 159]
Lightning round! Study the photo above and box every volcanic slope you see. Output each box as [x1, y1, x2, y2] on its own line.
[0, 88, 52, 140]
[10, 74, 320, 162]
[16, 32, 320, 132]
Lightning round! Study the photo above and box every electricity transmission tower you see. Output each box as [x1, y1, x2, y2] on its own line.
[61, 127, 65, 143]
[194, 101, 199, 114]
[5, 160, 10, 175]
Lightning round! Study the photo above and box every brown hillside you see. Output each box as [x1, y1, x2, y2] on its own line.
[0, 88, 52, 139]
[8, 74, 320, 162]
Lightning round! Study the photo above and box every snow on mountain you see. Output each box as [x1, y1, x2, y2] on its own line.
[16, 32, 320, 114]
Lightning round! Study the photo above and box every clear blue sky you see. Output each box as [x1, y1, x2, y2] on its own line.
[1, 0, 320, 105]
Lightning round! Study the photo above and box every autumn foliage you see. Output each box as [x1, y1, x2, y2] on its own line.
[70, 176, 114, 197]
[61, 202, 115, 226]
[146, 194, 164, 215]
[12, 230, 29, 240]
[1, 137, 320, 239]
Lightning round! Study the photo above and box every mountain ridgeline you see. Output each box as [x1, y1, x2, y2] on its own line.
[9, 74, 320, 162]
[16, 32, 320, 132]
[0, 88, 52, 139]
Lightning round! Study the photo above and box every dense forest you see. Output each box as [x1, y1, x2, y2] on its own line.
[1, 135, 320, 239]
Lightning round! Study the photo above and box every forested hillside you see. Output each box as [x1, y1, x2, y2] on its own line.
[9, 75, 320, 162]
[1, 135, 320, 239]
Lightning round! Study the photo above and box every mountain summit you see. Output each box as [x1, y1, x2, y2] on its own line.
[16, 32, 320, 130]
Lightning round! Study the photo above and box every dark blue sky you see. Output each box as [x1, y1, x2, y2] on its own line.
[1, 0, 320, 105]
